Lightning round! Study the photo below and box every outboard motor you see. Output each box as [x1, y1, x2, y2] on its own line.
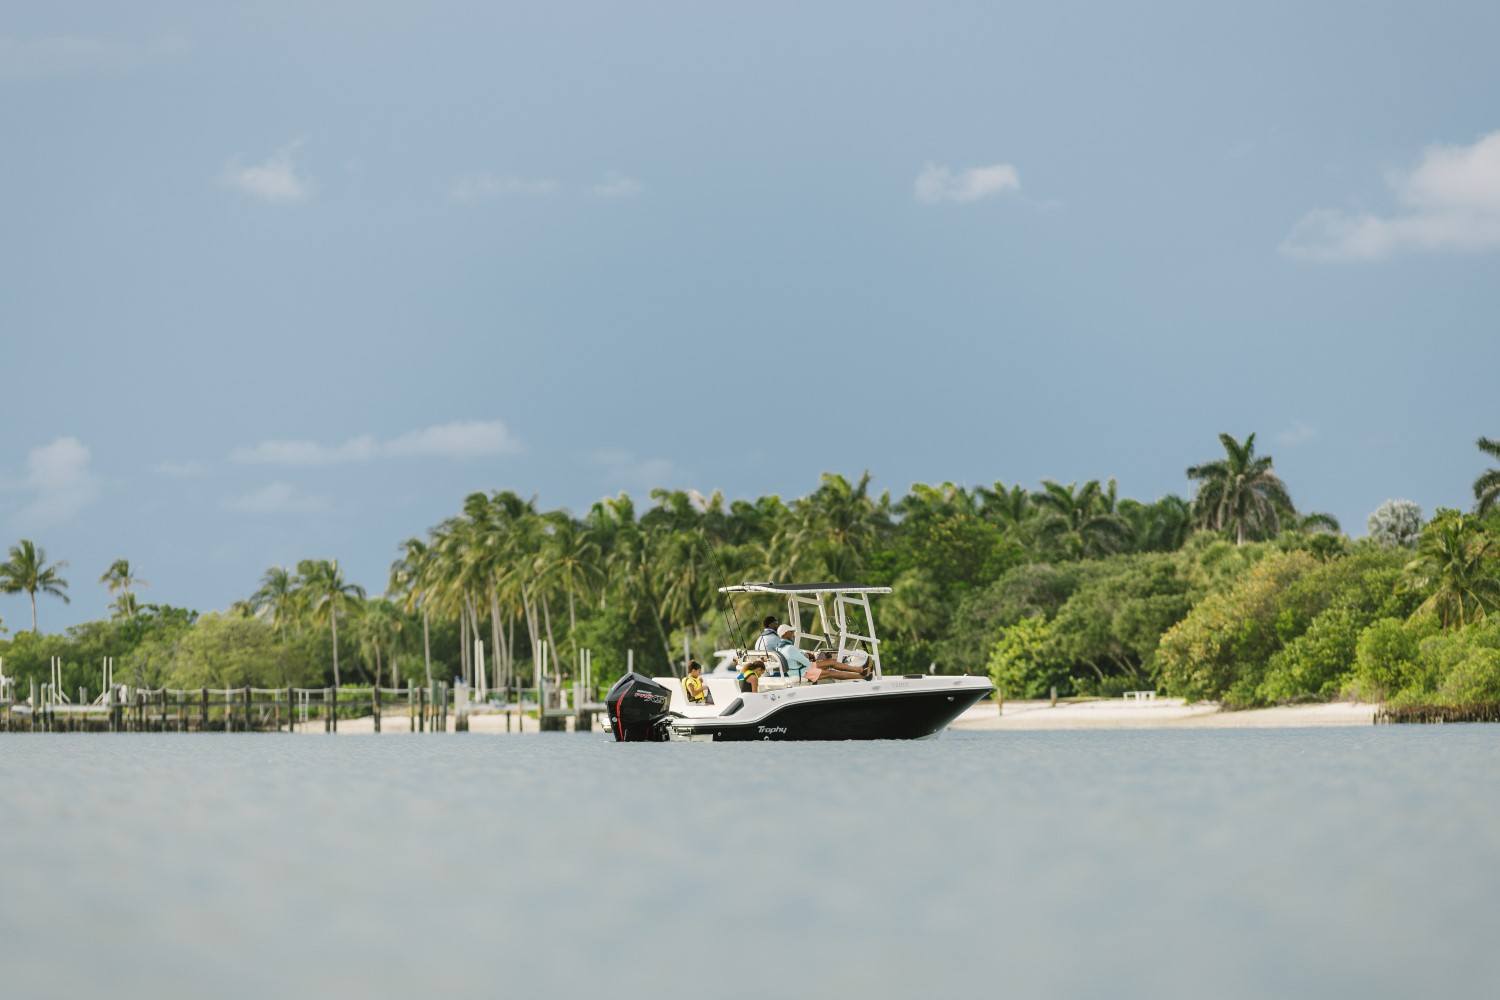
[605, 672, 673, 742]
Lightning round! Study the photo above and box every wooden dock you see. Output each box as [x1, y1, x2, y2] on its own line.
[0, 678, 608, 734]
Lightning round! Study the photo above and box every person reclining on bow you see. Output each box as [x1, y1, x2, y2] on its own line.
[805, 647, 873, 683]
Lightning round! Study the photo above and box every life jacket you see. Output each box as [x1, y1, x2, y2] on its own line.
[684, 674, 707, 703]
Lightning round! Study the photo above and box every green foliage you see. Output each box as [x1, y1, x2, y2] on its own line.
[151, 613, 322, 689]
[986, 616, 1058, 699]
[1432, 626, 1500, 704]
[1045, 553, 1192, 693]
[1029, 479, 1131, 560]
[1353, 617, 1500, 707]
[1160, 547, 1414, 706]
[1350, 617, 1438, 702]
[1158, 552, 1320, 703]
[1258, 552, 1412, 703]
[936, 562, 1088, 672]
[568, 605, 636, 683]
[0, 605, 199, 699]
[888, 485, 1022, 597]
[1258, 607, 1366, 703]
[1403, 510, 1500, 628]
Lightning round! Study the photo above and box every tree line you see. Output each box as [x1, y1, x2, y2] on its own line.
[3, 432, 1500, 709]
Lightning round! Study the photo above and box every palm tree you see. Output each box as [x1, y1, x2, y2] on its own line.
[1186, 433, 1294, 545]
[650, 496, 717, 660]
[976, 481, 1033, 528]
[1030, 480, 1130, 559]
[1404, 511, 1500, 628]
[0, 540, 70, 633]
[595, 494, 676, 665]
[390, 538, 435, 686]
[297, 559, 366, 687]
[1120, 495, 1194, 552]
[540, 512, 603, 655]
[1474, 436, 1500, 515]
[356, 599, 405, 687]
[788, 472, 890, 580]
[99, 558, 146, 597]
[898, 482, 977, 525]
[109, 591, 141, 620]
[461, 490, 539, 689]
[1295, 512, 1342, 535]
[250, 566, 301, 636]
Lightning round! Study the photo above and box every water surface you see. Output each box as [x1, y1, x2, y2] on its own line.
[2, 729, 1496, 999]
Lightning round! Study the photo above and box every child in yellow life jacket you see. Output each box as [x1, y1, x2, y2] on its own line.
[683, 661, 708, 704]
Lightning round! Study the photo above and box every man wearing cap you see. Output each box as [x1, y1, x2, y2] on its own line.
[773, 623, 812, 679]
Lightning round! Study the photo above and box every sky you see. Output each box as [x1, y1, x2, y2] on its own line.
[2, 0, 1499, 629]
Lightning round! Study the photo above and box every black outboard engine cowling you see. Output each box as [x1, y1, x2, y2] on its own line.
[605, 672, 673, 742]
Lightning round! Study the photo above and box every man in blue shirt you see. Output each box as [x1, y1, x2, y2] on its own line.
[772, 623, 812, 679]
[753, 615, 782, 652]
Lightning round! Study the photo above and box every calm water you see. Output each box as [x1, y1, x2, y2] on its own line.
[2, 729, 1497, 999]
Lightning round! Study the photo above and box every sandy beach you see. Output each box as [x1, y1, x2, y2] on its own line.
[952, 697, 1377, 731]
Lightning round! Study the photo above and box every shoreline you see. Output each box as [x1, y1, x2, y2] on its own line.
[951, 697, 1377, 731]
[293, 698, 1380, 734]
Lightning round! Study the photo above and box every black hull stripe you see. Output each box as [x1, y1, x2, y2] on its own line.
[673, 688, 988, 741]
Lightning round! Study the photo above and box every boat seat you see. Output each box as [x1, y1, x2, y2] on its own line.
[655, 676, 742, 718]
[654, 677, 688, 713]
[738, 649, 789, 677]
[705, 678, 742, 709]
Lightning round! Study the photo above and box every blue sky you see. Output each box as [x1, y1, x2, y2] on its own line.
[3, 1, 1499, 629]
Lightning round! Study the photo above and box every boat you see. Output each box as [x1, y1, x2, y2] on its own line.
[605, 582, 992, 741]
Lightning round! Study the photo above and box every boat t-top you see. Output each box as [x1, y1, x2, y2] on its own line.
[605, 582, 993, 741]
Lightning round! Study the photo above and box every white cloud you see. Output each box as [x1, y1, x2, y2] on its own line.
[0, 35, 189, 81]
[591, 449, 680, 490]
[1275, 421, 1317, 448]
[154, 460, 206, 479]
[450, 173, 559, 202]
[223, 482, 331, 515]
[591, 172, 643, 198]
[1282, 130, 1500, 260]
[221, 141, 312, 204]
[232, 437, 377, 465]
[231, 420, 521, 466]
[4, 436, 100, 528]
[383, 421, 520, 459]
[914, 161, 1021, 204]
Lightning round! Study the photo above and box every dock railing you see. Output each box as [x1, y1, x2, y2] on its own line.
[0, 678, 614, 733]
